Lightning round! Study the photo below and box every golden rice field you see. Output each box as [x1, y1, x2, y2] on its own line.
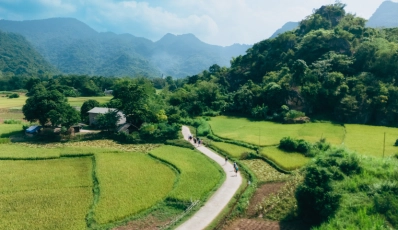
[260, 147, 311, 171]
[94, 152, 176, 224]
[0, 136, 225, 229]
[0, 158, 93, 230]
[150, 145, 224, 202]
[210, 141, 253, 158]
[208, 116, 345, 146]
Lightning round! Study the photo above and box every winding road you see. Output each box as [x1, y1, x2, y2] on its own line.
[176, 126, 243, 230]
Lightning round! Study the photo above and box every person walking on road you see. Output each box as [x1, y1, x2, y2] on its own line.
[224, 156, 228, 165]
[235, 165, 239, 176]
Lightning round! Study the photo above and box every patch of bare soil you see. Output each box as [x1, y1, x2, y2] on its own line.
[225, 218, 309, 230]
[247, 182, 285, 217]
[113, 214, 169, 230]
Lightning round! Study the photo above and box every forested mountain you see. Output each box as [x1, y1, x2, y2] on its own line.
[367, 1, 398, 28]
[163, 3, 398, 127]
[0, 18, 251, 78]
[270, 22, 299, 39]
[0, 30, 55, 90]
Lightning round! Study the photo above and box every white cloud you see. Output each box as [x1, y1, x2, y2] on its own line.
[1, 0, 393, 46]
[38, 0, 76, 13]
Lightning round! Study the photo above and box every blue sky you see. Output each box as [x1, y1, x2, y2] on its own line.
[0, 0, 394, 46]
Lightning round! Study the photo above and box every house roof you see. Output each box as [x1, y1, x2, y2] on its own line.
[87, 107, 117, 114]
[26, 125, 41, 133]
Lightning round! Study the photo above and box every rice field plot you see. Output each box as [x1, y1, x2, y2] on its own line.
[260, 147, 310, 171]
[210, 141, 253, 158]
[0, 158, 93, 230]
[93, 152, 176, 225]
[0, 108, 24, 122]
[344, 124, 398, 157]
[208, 116, 344, 146]
[242, 159, 290, 183]
[0, 95, 27, 109]
[67, 96, 112, 107]
[150, 145, 224, 202]
[0, 124, 23, 138]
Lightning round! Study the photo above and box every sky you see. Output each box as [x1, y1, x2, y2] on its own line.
[0, 0, 396, 46]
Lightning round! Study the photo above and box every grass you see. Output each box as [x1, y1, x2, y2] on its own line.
[0, 158, 92, 230]
[210, 141, 253, 158]
[344, 124, 398, 157]
[260, 146, 311, 171]
[93, 152, 176, 225]
[242, 159, 290, 183]
[208, 116, 345, 146]
[0, 124, 23, 138]
[150, 145, 224, 202]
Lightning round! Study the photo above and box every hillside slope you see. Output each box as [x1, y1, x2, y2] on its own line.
[0, 30, 55, 78]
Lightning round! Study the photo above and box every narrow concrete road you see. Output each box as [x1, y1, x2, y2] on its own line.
[176, 126, 243, 230]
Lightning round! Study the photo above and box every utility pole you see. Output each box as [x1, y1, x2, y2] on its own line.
[383, 132, 386, 158]
[259, 127, 260, 147]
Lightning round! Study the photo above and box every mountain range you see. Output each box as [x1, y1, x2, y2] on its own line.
[269, 1, 398, 39]
[0, 18, 251, 78]
[366, 1, 398, 28]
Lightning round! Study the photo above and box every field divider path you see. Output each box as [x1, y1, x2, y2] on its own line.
[176, 126, 242, 230]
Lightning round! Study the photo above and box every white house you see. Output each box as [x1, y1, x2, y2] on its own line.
[87, 107, 126, 126]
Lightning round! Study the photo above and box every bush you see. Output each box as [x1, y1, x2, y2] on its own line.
[3, 119, 22, 124]
[285, 110, 305, 120]
[395, 139, 398, 146]
[297, 139, 311, 153]
[296, 149, 363, 225]
[139, 123, 180, 142]
[8, 93, 19, 99]
[251, 104, 268, 119]
[279, 137, 298, 152]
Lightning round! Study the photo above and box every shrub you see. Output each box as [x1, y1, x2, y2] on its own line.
[297, 139, 311, 153]
[279, 137, 298, 152]
[139, 123, 180, 142]
[251, 104, 268, 119]
[395, 139, 398, 146]
[8, 93, 19, 99]
[4, 119, 22, 124]
[285, 110, 305, 120]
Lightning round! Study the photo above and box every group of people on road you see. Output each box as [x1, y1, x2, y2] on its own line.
[224, 156, 239, 176]
[188, 135, 202, 146]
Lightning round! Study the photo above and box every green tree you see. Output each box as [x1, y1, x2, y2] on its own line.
[22, 84, 80, 128]
[80, 99, 100, 123]
[96, 110, 121, 132]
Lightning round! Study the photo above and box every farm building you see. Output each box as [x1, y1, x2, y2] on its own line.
[25, 125, 41, 137]
[87, 107, 126, 126]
